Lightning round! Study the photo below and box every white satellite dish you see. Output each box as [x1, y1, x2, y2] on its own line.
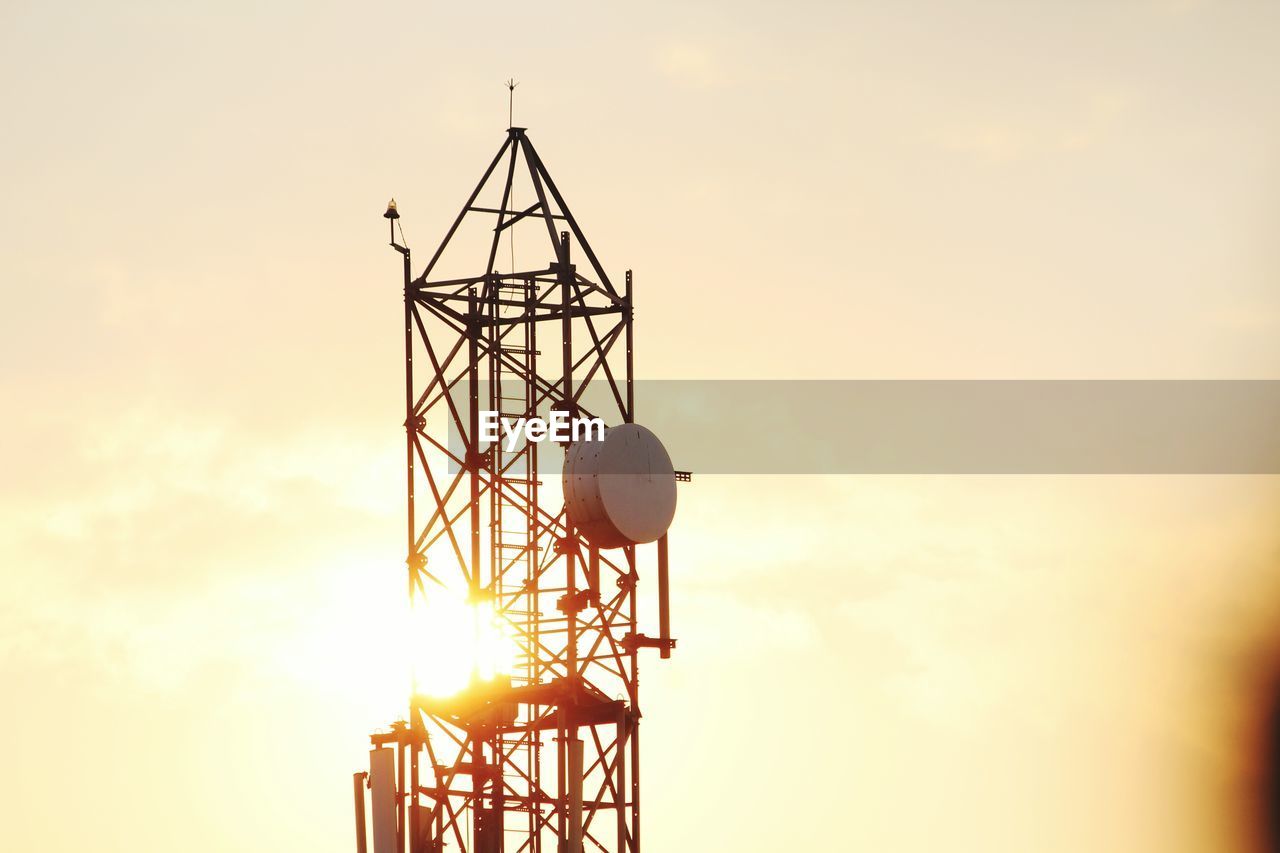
[562, 423, 677, 549]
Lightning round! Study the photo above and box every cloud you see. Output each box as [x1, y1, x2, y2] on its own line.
[656, 40, 730, 89]
[0, 399, 400, 601]
[939, 89, 1134, 161]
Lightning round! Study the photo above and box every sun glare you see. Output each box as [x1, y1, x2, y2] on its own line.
[408, 591, 517, 698]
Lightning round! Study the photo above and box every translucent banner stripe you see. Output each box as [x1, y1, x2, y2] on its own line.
[444, 381, 1280, 474]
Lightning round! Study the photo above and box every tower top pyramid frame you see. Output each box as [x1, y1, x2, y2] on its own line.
[420, 127, 620, 300]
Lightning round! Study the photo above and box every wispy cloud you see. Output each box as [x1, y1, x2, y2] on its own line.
[939, 90, 1134, 161]
[656, 39, 730, 89]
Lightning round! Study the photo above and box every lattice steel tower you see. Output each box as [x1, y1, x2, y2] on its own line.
[354, 127, 680, 853]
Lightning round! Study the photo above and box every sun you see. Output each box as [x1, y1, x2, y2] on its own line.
[306, 563, 521, 721]
[407, 590, 517, 698]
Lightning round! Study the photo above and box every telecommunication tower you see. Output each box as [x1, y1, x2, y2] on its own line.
[353, 125, 682, 853]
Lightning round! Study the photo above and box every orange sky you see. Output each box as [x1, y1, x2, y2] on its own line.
[3, 1, 1280, 850]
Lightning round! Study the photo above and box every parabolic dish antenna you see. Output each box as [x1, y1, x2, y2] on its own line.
[562, 423, 677, 549]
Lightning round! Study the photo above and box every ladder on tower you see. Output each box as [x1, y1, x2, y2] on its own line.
[487, 277, 541, 681]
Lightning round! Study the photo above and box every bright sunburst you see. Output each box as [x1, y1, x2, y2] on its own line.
[408, 591, 517, 698]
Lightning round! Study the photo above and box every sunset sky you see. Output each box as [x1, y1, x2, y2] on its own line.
[4, 1, 1280, 850]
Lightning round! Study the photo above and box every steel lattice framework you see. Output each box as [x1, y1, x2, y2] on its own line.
[364, 127, 677, 853]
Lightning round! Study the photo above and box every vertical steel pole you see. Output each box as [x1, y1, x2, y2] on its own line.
[402, 245, 415, 619]
[467, 286, 484, 848]
[409, 743, 419, 852]
[397, 741, 406, 853]
[657, 534, 671, 660]
[527, 275, 542, 853]
[556, 708, 568, 845]
[560, 232, 577, 688]
[559, 232, 573, 420]
[354, 772, 369, 853]
[626, 267, 641, 847]
[624, 270, 634, 424]
[399, 220, 417, 853]
[588, 547, 600, 600]
[468, 287, 481, 600]
[625, 542, 639, 852]
[615, 707, 627, 851]
[630, 720, 641, 852]
[558, 230, 579, 853]
[567, 736, 584, 852]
